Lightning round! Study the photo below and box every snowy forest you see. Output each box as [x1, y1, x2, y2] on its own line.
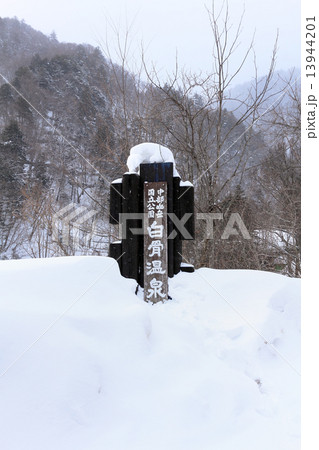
[0, 15, 301, 276]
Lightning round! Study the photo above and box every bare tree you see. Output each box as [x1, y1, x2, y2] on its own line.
[139, 1, 281, 268]
[253, 77, 301, 276]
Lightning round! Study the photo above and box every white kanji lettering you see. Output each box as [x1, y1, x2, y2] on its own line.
[148, 240, 163, 257]
[156, 210, 164, 219]
[147, 278, 166, 299]
[147, 202, 155, 211]
[146, 260, 166, 275]
[147, 221, 164, 238]
[156, 195, 165, 204]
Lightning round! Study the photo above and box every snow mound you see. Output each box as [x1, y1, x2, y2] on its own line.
[0, 257, 300, 450]
[127, 142, 179, 176]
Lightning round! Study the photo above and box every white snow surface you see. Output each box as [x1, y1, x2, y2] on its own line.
[111, 178, 122, 184]
[0, 257, 300, 450]
[127, 142, 179, 176]
[180, 180, 194, 187]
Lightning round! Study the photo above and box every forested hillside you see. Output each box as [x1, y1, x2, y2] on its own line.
[0, 17, 300, 276]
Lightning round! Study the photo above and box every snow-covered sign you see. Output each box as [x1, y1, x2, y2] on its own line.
[127, 143, 180, 177]
[144, 182, 168, 303]
[110, 142, 194, 288]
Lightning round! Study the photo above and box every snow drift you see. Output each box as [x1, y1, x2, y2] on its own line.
[0, 256, 300, 450]
[127, 142, 179, 176]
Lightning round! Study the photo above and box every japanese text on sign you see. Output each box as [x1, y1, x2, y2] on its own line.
[144, 182, 168, 302]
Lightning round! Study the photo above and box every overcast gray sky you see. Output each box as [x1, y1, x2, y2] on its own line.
[1, 0, 300, 84]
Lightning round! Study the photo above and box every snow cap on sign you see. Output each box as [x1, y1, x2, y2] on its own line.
[127, 142, 180, 177]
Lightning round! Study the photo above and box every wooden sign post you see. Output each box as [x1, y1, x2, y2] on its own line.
[144, 182, 168, 303]
[109, 160, 195, 296]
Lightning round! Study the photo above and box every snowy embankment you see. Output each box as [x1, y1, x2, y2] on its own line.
[0, 257, 300, 450]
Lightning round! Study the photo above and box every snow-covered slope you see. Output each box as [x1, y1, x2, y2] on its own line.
[0, 257, 300, 450]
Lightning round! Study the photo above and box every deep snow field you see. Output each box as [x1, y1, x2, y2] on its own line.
[0, 256, 300, 450]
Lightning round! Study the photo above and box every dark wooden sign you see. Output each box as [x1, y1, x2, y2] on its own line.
[109, 162, 195, 292]
[144, 182, 168, 303]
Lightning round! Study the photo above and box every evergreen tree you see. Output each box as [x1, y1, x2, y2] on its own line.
[1, 121, 26, 178]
